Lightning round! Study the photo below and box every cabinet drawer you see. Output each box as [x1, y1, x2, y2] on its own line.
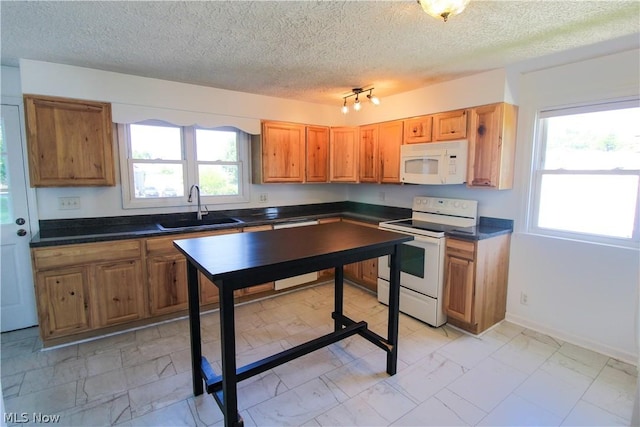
[446, 238, 475, 260]
[33, 240, 142, 270]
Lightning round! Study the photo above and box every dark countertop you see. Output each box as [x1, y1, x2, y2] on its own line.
[30, 201, 513, 248]
[30, 202, 411, 248]
[445, 217, 514, 241]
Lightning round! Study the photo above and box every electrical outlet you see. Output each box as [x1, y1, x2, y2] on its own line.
[379, 191, 386, 202]
[258, 193, 268, 203]
[58, 197, 81, 210]
[520, 292, 528, 305]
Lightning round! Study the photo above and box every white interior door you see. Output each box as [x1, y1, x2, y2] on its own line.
[1, 103, 37, 332]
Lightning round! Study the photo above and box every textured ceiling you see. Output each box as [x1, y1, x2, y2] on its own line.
[1, 1, 639, 105]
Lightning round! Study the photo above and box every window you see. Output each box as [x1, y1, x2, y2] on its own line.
[119, 122, 249, 208]
[530, 100, 640, 246]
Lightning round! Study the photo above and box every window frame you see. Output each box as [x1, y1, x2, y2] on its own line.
[528, 99, 640, 248]
[118, 121, 250, 209]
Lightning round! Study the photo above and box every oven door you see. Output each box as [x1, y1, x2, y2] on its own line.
[378, 234, 444, 298]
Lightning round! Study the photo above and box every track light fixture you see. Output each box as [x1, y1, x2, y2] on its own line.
[341, 87, 380, 114]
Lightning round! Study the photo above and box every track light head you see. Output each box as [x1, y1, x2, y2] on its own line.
[340, 87, 379, 113]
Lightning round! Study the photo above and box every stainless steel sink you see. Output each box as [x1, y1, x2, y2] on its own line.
[157, 216, 244, 230]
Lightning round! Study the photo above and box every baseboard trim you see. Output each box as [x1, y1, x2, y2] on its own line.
[505, 313, 638, 366]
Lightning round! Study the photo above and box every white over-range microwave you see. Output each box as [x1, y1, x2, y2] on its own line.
[400, 140, 468, 185]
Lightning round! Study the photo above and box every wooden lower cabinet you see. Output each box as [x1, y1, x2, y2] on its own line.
[31, 216, 390, 344]
[36, 267, 91, 339]
[32, 239, 145, 341]
[146, 228, 241, 315]
[147, 254, 189, 315]
[92, 259, 145, 327]
[443, 234, 511, 334]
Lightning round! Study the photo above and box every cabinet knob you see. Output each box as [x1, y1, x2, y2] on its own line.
[16, 218, 26, 225]
[477, 124, 486, 136]
[17, 229, 27, 237]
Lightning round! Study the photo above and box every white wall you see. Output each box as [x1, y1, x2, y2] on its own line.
[17, 60, 350, 220]
[352, 47, 640, 364]
[344, 68, 515, 126]
[506, 49, 640, 363]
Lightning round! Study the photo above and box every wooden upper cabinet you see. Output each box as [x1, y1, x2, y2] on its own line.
[378, 120, 403, 183]
[260, 121, 305, 183]
[23, 94, 115, 187]
[305, 125, 329, 182]
[403, 115, 433, 144]
[329, 127, 359, 182]
[359, 125, 379, 183]
[433, 109, 468, 141]
[467, 103, 518, 189]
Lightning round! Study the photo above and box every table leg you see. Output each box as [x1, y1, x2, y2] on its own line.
[334, 265, 344, 332]
[219, 281, 242, 427]
[187, 261, 203, 396]
[387, 244, 401, 375]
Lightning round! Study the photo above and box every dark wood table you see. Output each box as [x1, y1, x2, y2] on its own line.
[174, 222, 412, 427]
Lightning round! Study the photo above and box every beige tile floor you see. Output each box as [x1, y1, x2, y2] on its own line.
[2, 282, 637, 426]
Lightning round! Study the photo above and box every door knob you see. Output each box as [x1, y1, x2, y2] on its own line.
[16, 218, 25, 225]
[17, 229, 27, 237]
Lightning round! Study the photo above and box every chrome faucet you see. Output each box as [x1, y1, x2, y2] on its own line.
[188, 184, 208, 220]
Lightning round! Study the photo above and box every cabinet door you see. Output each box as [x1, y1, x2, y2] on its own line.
[344, 262, 360, 281]
[36, 267, 91, 339]
[359, 125, 379, 183]
[359, 258, 378, 292]
[148, 254, 189, 315]
[23, 95, 115, 187]
[444, 255, 475, 324]
[433, 109, 468, 141]
[467, 103, 517, 189]
[93, 260, 145, 327]
[261, 121, 305, 182]
[306, 126, 329, 182]
[403, 116, 433, 144]
[329, 127, 359, 182]
[199, 273, 220, 305]
[378, 120, 403, 183]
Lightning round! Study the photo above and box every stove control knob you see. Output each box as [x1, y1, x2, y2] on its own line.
[462, 202, 468, 209]
[453, 201, 460, 208]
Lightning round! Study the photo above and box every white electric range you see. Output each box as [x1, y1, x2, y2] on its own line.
[377, 196, 478, 327]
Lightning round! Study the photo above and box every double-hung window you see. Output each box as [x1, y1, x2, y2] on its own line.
[119, 121, 249, 208]
[530, 100, 640, 247]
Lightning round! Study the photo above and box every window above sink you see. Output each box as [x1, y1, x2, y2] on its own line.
[117, 121, 250, 210]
